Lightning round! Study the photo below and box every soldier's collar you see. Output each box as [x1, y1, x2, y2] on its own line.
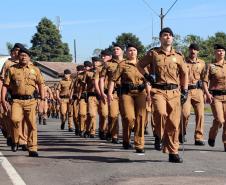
[213, 60, 226, 67]
[160, 47, 175, 55]
[126, 59, 137, 66]
[186, 57, 200, 63]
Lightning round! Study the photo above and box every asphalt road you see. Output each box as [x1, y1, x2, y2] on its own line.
[0, 114, 226, 185]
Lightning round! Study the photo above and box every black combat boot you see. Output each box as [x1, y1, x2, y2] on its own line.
[169, 154, 183, 163]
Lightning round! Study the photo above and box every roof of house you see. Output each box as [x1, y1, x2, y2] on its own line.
[34, 61, 77, 78]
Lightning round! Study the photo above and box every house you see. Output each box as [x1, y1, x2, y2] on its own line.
[34, 61, 77, 86]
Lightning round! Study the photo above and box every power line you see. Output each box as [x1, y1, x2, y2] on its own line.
[141, 0, 179, 30]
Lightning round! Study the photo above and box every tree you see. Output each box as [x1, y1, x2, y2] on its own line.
[30, 17, 72, 62]
[92, 48, 102, 57]
[6, 42, 13, 54]
[111, 33, 146, 59]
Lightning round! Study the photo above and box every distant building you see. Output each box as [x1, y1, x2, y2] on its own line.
[34, 61, 77, 86]
[0, 55, 10, 71]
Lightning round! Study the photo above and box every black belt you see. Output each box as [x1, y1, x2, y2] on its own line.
[188, 84, 199, 90]
[60, 95, 69, 99]
[80, 92, 87, 100]
[72, 95, 78, 100]
[210, 90, 226, 96]
[87, 92, 96, 97]
[12, 95, 35, 100]
[152, 83, 178, 90]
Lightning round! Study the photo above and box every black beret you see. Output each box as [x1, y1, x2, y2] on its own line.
[113, 42, 124, 50]
[214, 44, 225, 50]
[126, 43, 138, 50]
[13, 43, 25, 50]
[64, 69, 71, 74]
[76, 65, 84, 71]
[101, 49, 112, 56]
[159, 27, 174, 37]
[84, 61, 92, 67]
[18, 47, 31, 56]
[189, 43, 200, 51]
[91, 57, 102, 62]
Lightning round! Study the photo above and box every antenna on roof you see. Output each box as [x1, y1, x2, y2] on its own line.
[56, 16, 61, 33]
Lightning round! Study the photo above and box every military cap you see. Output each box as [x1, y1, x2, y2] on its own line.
[126, 43, 138, 50]
[189, 43, 200, 51]
[101, 49, 112, 56]
[13, 43, 25, 49]
[214, 44, 225, 51]
[159, 27, 174, 37]
[18, 47, 31, 56]
[91, 56, 102, 62]
[84, 61, 92, 67]
[64, 69, 71, 74]
[113, 42, 124, 50]
[76, 65, 84, 71]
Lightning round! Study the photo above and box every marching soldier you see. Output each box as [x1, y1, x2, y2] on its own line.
[85, 57, 102, 138]
[180, 43, 206, 145]
[108, 43, 147, 153]
[1, 47, 44, 157]
[57, 69, 73, 132]
[70, 65, 84, 136]
[137, 27, 188, 163]
[0, 43, 29, 150]
[203, 44, 226, 152]
[38, 84, 53, 125]
[100, 43, 126, 144]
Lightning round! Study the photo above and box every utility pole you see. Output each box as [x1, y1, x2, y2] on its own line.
[73, 39, 76, 63]
[142, 0, 178, 30]
[160, 8, 164, 30]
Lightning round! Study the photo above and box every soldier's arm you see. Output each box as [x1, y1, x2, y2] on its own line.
[99, 76, 106, 96]
[202, 64, 213, 103]
[137, 51, 153, 75]
[47, 86, 54, 99]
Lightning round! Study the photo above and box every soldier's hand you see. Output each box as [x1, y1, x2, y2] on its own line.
[107, 94, 113, 105]
[146, 94, 152, 107]
[181, 89, 188, 105]
[101, 93, 108, 104]
[206, 93, 213, 104]
[2, 100, 8, 112]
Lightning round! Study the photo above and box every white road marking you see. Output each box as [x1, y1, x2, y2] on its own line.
[0, 151, 26, 185]
[193, 170, 205, 173]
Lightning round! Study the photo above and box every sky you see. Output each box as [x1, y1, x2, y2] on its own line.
[0, 0, 226, 63]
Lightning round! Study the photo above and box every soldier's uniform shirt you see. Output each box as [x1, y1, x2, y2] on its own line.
[4, 63, 43, 95]
[204, 60, 226, 146]
[204, 61, 226, 90]
[57, 78, 73, 97]
[138, 47, 187, 154]
[0, 58, 19, 80]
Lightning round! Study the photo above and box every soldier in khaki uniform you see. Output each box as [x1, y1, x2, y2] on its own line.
[100, 44, 126, 144]
[70, 65, 84, 135]
[57, 69, 73, 132]
[0, 43, 29, 150]
[2, 47, 44, 157]
[109, 43, 147, 153]
[203, 44, 226, 152]
[77, 61, 91, 137]
[85, 57, 102, 138]
[98, 49, 112, 140]
[180, 43, 206, 145]
[93, 53, 110, 140]
[38, 84, 53, 125]
[137, 27, 188, 163]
